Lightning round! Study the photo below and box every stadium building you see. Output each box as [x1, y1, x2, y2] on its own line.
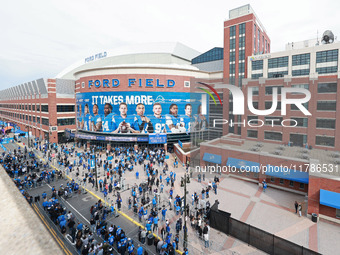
[1, 4, 340, 220]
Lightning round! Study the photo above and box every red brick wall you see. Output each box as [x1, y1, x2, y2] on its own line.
[199, 144, 309, 192]
[308, 176, 340, 218]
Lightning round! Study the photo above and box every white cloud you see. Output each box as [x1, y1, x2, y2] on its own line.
[1, 0, 340, 89]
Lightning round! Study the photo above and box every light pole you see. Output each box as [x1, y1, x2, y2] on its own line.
[93, 146, 99, 191]
[26, 125, 30, 148]
[183, 173, 189, 249]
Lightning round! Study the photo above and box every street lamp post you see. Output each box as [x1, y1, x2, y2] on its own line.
[93, 147, 99, 191]
[183, 173, 188, 249]
[26, 125, 30, 148]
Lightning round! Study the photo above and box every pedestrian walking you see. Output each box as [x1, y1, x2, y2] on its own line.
[298, 203, 302, 217]
[294, 201, 298, 214]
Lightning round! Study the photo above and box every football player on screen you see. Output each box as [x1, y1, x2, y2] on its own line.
[77, 104, 84, 129]
[166, 104, 186, 133]
[83, 104, 92, 131]
[148, 103, 167, 133]
[101, 103, 118, 133]
[113, 102, 136, 133]
[91, 104, 102, 132]
[131, 103, 153, 133]
[180, 103, 193, 132]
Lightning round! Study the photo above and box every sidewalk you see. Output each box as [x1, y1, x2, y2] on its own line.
[28, 142, 340, 255]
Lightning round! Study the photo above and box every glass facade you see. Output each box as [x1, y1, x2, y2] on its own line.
[268, 56, 289, 68]
[252, 60, 263, 70]
[292, 53, 310, 66]
[191, 47, 223, 64]
[316, 49, 338, 63]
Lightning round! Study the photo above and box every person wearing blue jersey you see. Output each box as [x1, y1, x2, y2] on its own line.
[180, 104, 193, 133]
[83, 104, 92, 131]
[113, 102, 137, 133]
[166, 104, 186, 133]
[91, 104, 102, 132]
[101, 103, 118, 133]
[77, 104, 84, 129]
[131, 103, 152, 133]
[149, 103, 167, 133]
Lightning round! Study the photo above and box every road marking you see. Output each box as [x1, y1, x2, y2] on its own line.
[46, 183, 90, 224]
[32, 203, 72, 255]
[27, 144, 184, 255]
[81, 196, 93, 202]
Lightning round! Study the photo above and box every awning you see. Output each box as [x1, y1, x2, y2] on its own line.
[227, 157, 260, 172]
[203, 153, 222, 164]
[4, 126, 13, 131]
[265, 165, 309, 184]
[320, 189, 340, 209]
[15, 130, 26, 134]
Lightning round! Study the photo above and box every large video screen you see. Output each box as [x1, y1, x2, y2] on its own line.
[76, 92, 208, 134]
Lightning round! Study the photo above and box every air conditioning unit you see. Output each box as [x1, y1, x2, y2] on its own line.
[50, 126, 57, 131]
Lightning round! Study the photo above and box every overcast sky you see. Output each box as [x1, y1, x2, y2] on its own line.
[1, 0, 339, 89]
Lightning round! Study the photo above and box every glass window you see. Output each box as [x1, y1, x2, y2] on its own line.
[247, 130, 258, 138]
[291, 84, 309, 91]
[252, 73, 263, 79]
[252, 60, 263, 70]
[316, 66, 338, 74]
[299, 183, 305, 189]
[229, 63, 235, 75]
[29, 105, 31, 111]
[239, 49, 245, 60]
[317, 82, 337, 93]
[290, 117, 308, 127]
[316, 119, 336, 129]
[316, 136, 335, 147]
[57, 105, 75, 112]
[57, 118, 75, 126]
[336, 209, 340, 218]
[239, 23, 245, 35]
[265, 116, 283, 126]
[265, 86, 283, 95]
[317, 101, 336, 111]
[37, 117, 40, 124]
[32, 105, 35, 111]
[230, 25, 236, 37]
[251, 87, 259, 95]
[264, 131, 282, 141]
[268, 56, 289, 68]
[292, 53, 310, 66]
[229, 38, 236, 50]
[41, 118, 49, 126]
[292, 69, 310, 76]
[291, 102, 308, 111]
[268, 71, 288, 78]
[191, 48, 223, 64]
[279, 179, 284, 184]
[289, 181, 294, 187]
[270, 177, 275, 182]
[316, 49, 338, 63]
[36, 105, 40, 112]
[265, 101, 281, 110]
[41, 105, 48, 112]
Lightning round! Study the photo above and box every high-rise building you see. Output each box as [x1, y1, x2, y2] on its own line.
[223, 4, 271, 87]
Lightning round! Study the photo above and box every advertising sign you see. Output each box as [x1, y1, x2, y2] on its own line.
[149, 133, 167, 144]
[76, 91, 208, 136]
